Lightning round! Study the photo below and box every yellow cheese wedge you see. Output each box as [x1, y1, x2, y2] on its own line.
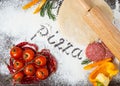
[95, 73, 110, 86]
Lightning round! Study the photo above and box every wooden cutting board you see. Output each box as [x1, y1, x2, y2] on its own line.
[57, 0, 113, 45]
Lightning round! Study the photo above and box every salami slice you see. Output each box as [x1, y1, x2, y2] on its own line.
[86, 42, 114, 61]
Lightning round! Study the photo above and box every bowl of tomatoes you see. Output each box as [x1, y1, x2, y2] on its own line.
[7, 42, 57, 85]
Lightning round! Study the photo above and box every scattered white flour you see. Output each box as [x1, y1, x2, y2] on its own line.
[0, 0, 120, 85]
[0, 0, 89, 85]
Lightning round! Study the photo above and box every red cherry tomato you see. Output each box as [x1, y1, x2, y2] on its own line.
[10, 46, 23, 59]
[13, 72, 24, 82]
[23, 49, 35, 62]
[13, 60, 24, 70]
[36, 68, 49, 80]
[24, 64, 35, 76]
[34, 55, 47, 67]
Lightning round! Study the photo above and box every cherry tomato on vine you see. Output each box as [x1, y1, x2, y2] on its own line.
[36, 68, 49, 80]
[13, 72, 24, 82]
[24, 64, 35, 76]
[23, 48, 35, 62]
[10, 46, 23, 59]
[13, 60, 24, 70]
[34, 55, 47, 67]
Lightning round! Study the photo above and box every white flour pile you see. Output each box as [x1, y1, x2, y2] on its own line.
[0, 0, 89, 85]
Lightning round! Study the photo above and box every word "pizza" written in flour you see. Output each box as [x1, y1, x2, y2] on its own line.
[31, 25, 84, 60]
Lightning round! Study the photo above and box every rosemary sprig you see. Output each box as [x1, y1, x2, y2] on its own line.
[22, 0, 63, 20]
[47, 1, 56, 20]
[40, 0, 57, 20]
[40, 0, 49, 17]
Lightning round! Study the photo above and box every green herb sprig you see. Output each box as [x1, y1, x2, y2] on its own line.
[40, 0, 58, 20]
[81, 59, 91, 65]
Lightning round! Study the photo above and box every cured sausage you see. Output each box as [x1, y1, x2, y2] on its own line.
[86, 42, 114, 61]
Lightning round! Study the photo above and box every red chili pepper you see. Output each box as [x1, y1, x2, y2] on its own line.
[16, 42, 28, 48]
[7, 65, 14, 74]
[20, 76, 39, 84]
[16, 42, 38, 52]
[40, 49, 50, 57]
[10, 58, 14, 69]
[7, 58, 15, 74]
[27, 43, 38, 51]
[47, 55, 57, 74]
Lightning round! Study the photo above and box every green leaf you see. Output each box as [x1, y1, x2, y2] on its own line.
[81, 59, 91, 65]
